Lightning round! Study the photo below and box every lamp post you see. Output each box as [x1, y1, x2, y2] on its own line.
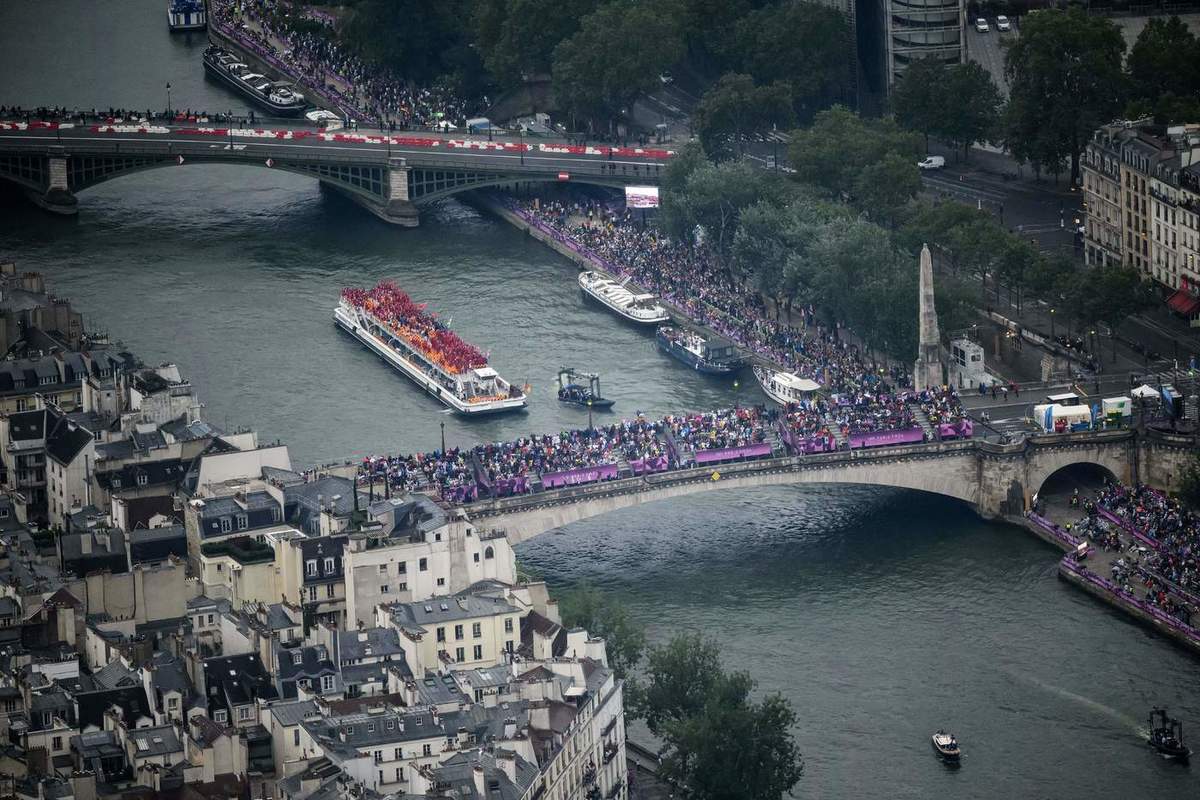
[1049, 307, 1056, 341]
[587, 398, 593, 432]
[733, 378, 740, 409]
[440, 421, 446, 454]
[166, 82, 172, 120]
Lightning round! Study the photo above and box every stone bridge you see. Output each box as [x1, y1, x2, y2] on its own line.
[461, 429, 1197, 543]
[0, 126, 665, 226]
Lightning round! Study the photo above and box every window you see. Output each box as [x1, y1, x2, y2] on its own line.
[436, 577, 445, 587]
[293, 652, 303, 665]
[238, 706, 251, 721]
[418, 558, 427, 572]
[326, 584, 335, 598]
[393, 747, 402, 759]
[321, 674, 334, 692]
[454, 624, 464, 641]
[220, 516, 232, 533]
[236, 513, 247, 530]
[484, 546, 494, 559]
[381, 584, 391, 594]
[505, 640, 513, 653]
[422, 744, 432, 757]
[504, 617, 513, 634]
[455, 647, 465, 662]
[52, 736, 62, 751]
[294, 729, 301, 746]
[308, 586, 317, 602]
[398, 561, 406, 574]
[325, 557, 335, 573]
[472, 622, 481, 638]
[367, 723, 375, 733]
[436, 627, 446, 643]
[378, 563, 388, 574]
[207, 613, 214, 625]
[137, 473, 148, 487]
[473, 553, 480, 563]
[168, 697, 178, 709]
[396, 767, 404, 782]
[398, 582, 407, 591]
[387, 720, 395, 731]
[214, 709, 227, 723]
[306, 560, 317, 577]
[473, 645, 483, 660]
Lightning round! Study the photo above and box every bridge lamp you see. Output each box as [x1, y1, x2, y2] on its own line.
[732, 379, 740, 410]
[1049, 307, 1056, 340]
[587, 398, 593, 432]
[440, 420, 446, 454]
[166, 82, 172, 119]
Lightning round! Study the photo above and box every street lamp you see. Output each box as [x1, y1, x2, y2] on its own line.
[1049, 307, 1056, 340]
[587, 398, 593, 432]
[440, 421, 446, 454]
[166, 82, 172, 120]
[733, 379, 740, 409]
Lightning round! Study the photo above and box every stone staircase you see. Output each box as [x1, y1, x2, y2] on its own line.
[912, 406, 937, 441]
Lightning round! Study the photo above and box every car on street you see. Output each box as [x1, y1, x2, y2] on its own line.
[996, 15, 1011, 31]
[975, 18, 989, 32]
[918, 156, 946, 170]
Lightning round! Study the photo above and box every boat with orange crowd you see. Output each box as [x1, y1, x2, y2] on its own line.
[334, 282, 527, 415]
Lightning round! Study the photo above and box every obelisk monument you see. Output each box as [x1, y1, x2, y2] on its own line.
[913, 243, 943, 391]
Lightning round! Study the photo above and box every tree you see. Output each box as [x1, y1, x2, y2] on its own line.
[892, 58, 946, 150]
[342, 0, 466, 84]
[1003, 8, 1126, 184]
[557, 585, 646, 679]
[852, 153, 921, 227]
[1127, 16, 1200, 110]
[551, 0, 684, 128]
[939, 61, 1003, 157]
[692, 73, 795, 161]
[473, 0, 599, 89]
[730, 2, 850, 118]
[666, 0, 757, 77]
[643, 634, 804, 800]
[788, 106, 922, 198]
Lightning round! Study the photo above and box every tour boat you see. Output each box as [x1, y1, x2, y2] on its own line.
[203, 46, 307, 116]
[557, 368, 614, 410]
[753, 366, 822, 405]
[578, 271, 669, 325]
[931, 730, 961, 761]
[334, 285, 527, 415]
[167, 0, 206, 31]
[1148, 707, 1191, 761]
[656, 326, 744, 375]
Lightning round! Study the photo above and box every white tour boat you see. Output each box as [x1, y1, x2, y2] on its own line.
[334, 296, 527, 415]
[578, 271, 670, 325]
[753, 366, 822, 405]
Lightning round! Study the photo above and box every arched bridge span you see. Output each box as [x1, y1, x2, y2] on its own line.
[461, 430, 1193, 543]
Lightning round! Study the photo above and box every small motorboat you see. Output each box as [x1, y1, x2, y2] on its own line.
[556, 367, 615, 410]
[931, 730, 961, 761]
[1148, 707, 1191, 761]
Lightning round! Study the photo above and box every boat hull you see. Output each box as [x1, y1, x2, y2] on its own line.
[656, 335, 743, 375]
[578, 276, 669, 325]
[754, 367, 789, 405]
[203, 56, 307, 116]
[559, 397, 615, 410]
[334, 307, 526, 415]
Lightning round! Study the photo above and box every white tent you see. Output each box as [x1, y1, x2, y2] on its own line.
[1131, 384, 1159, 399]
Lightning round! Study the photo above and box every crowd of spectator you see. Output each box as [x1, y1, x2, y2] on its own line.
[211, 0, 483, 128]
[663, 407, 770, 454]
[1095, 483, 1199, 597]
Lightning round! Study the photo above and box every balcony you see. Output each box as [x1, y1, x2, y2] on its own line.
[582, 762, 597, 786]
[605, 781, 624, 800]
[602, 742, 619, 765]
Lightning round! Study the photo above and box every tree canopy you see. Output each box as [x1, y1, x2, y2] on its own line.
[556, 585, 646, 679]
[692, 73, 795, 161]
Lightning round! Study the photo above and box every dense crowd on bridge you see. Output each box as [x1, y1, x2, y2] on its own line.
[211, 0, 482, 128]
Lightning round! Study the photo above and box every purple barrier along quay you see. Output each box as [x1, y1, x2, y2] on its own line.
[693, 441, 773, 465]
[1061, 559, 1200, 645]
[541, 463, 619, 489]
[1096, 507, 1159, 550]
[630, 455, 670, 475]
[848, 427, 925, 449]
[938, 419, 974, 440]
[1027, 513, 1082, 548]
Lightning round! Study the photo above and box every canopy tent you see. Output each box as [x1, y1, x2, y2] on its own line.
[1131, 384, 1159, 399]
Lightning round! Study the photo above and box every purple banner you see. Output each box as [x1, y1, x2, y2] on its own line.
[848, 428, 925, 449]
[693, 442, 773, 465]
[938, 419, 974, 439]
[1061, 559, 1200, 643]
[445, 484, 478, 503]
[630, 455, 670, 475]
[542, 463, 619, 488]
[780, 426, 835, 455]
[488, 476, 530, 497]
[1027, 512, 1081, 548]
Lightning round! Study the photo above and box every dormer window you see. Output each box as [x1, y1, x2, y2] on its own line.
[136, 473, 148, 486]
[236, 513, 248, 530]
[220, 517, 232, 533]
[306, 560, 317, 577]
[293, 652, 302, 666]
[112, 477, 122, 489]
[324, 557, 334, 573]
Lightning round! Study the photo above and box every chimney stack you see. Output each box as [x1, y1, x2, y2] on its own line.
[472, 766, 486, 798]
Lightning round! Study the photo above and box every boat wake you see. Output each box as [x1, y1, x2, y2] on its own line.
[1005, 670, 1143, 735]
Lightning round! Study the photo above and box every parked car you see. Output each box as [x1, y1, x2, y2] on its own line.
[996, 15, 1011, 31]
[975, 18, 989, 32]
[918, 156, 946, 170]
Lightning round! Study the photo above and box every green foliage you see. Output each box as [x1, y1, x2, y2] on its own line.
[341, 0, 467, 84]
[894, 59, 1003, 154]
[692, 73, 795, 161]
[661, 141, 708, 197]
[729, 2, 850, 118]
[852, 152, 922, 227]
[643, 634, 804, 800]
[472, 0, 599, 89]
[787, 106, 922, 202]
[1003, 8, 1126, 181]
[557, 584, 646, 680]
[1126, 16, 1200, 115]
[668, 0, 758, 76]
[551, 0, 684, 127]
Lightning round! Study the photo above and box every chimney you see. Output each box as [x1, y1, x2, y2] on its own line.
[80, 536, 92, 555]
[496, 750, 517, 785]
[502, 718, 516, 739]
[431, 708, 440, 728]
[472, 766, 486, 798]
[456, 726, 468, 748]
[398, 718, 405, 733]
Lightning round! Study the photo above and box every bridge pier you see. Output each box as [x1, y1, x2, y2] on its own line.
[318, 157, 419, 227]
[28, 156, 77, 217]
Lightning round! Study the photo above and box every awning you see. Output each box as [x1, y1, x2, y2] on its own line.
[1166, 289, 1200, 316]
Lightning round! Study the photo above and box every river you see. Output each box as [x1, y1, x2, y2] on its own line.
[1, 2, 1198, 797]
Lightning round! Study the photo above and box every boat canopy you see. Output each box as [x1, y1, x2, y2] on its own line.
[774, 373, 821, 393]
[474, 367, 499, 379]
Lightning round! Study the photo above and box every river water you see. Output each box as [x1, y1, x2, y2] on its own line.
[1, 2, 1198, 797]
